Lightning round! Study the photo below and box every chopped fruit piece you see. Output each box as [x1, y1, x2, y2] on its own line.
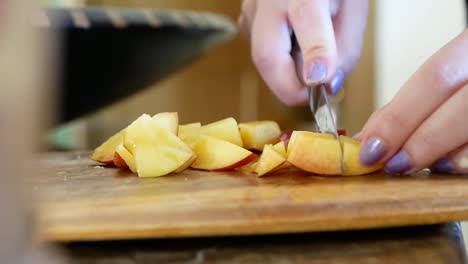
[239, 121, 281, 151]
[279, 130, 293, 146]
[338, 129, 347, 136]
[340, 136, 383, 176]
[287, 131, 383, 175]
[113, 152, 128, 169]
[134, 145, 194, 177]
[174, 154, 197, 173]
[287, 131, 343, 175]
[90, 129, 125, 164]
[115, 144, 137, 173]
[254, 144, 286, 176]
[191, 135, 256, 171]
[272, 141, 287, 157]
[178, 122, 202, 147]
[272, 161, 292, 172]
[124, 114, 194, 177]
[201, 117, 243, 147]
[239, 161, 258, 174]
[152, 112, 179, 135]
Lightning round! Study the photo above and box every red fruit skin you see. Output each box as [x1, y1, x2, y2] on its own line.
[338, 129, 346, 136]
[279, 130, 294, 146]
[113, 152, 129, 169]
[214, 154, 258, 172]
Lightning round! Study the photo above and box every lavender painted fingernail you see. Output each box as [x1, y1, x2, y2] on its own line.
[431, 157, 455, 173]
[329, 70, 345, 95]
[359, 137, 386, 166]
[385, 150, 412, 174]
[306, 61, 327, 84]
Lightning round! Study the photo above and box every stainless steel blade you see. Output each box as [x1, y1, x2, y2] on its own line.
[314, 84, 345, 174]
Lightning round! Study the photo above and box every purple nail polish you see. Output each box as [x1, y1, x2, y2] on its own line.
[359, 136, 386, 166]
[384, 150, 412, 174]
[306, 61, 327, 84]
[431, 157, 455, 173]
[329, 70, 344, 95]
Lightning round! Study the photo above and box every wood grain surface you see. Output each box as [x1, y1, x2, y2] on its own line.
[33, 152, 468, 242]
[62, 223, 467, 264]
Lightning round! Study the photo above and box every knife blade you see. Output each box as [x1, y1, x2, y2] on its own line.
[291, 36, 345, 175]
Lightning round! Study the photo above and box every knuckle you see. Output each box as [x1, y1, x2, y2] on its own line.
[405, 131, 436, 169]
[376, 109, 408, 137]
[428, 62, 460, 91]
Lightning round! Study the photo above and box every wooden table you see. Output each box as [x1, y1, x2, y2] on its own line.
[33, 152, 468, 263]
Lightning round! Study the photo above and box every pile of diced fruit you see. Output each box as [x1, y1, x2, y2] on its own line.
[91, 112, 382, 177]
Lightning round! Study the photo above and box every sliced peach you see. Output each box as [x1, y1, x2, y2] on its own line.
[239, 121, 281, 151]
[113, 152, 128, 169]
[191, 135, 256, 171]
[287, 131, 342, 175]
[152, 112, 179, 135]
[115, 143, 137, 173]
[201, 117, 243, 147]
[90, 128, 125, 164]
[287, 131, 383, 176]
[178, 122, 202, 147]
[254, 144, 286, 176]
[272, 141, 286, 157]
[124, 114, 194, 177]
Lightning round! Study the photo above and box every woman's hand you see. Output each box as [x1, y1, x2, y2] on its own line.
[358, 29, 468, 174]
[239, 0, 368, 105]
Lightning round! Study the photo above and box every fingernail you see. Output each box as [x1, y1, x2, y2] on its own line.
[431, 157, 455, 173]
[359, 136, 386, 166]
[329, 70, 344, 95]
[306, 60, 327, 84]
[384, 150, 412, 174]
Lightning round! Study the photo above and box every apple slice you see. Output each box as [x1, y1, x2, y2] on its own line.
[239, 161, 258, 174]
[152, 112, 179, 135]
[287, 131, 343, 175]
[174, 154, 197, 173]
[279, 130, 293, 147]
[340, 136, 383, 176]
[201, 117, 243, 147]
[113, 152, 128, 169]
[254, 144, 286, 176]
[191, 135, 257, 171]
[178, 122, 202, 147]
[124, 114, 194, 177]
[272, 141, 286, 157]
[239, 121, 281, 151]
[287, 131, 383, 175]
[115, 143, 137, 173]
[90, 128, 125, 164]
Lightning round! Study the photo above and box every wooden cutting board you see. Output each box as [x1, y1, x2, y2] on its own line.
[33, 152, 468, 242]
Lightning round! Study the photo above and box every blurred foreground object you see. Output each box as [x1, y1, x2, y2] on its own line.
[0, 1, 65, 263]
[42, 7, 237, 123]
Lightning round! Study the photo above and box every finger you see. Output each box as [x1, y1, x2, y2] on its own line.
[359, 30, 468, 166]
[250, 0, 308, 106]
[431, 144, 468, 174]
[326, 0, 368, 95]
[384, 84, 468, 174]
[239, 0, 257, 39]
[288, 0, 338, 86]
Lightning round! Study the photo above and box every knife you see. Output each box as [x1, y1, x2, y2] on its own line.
[291, 36, 345, 175]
